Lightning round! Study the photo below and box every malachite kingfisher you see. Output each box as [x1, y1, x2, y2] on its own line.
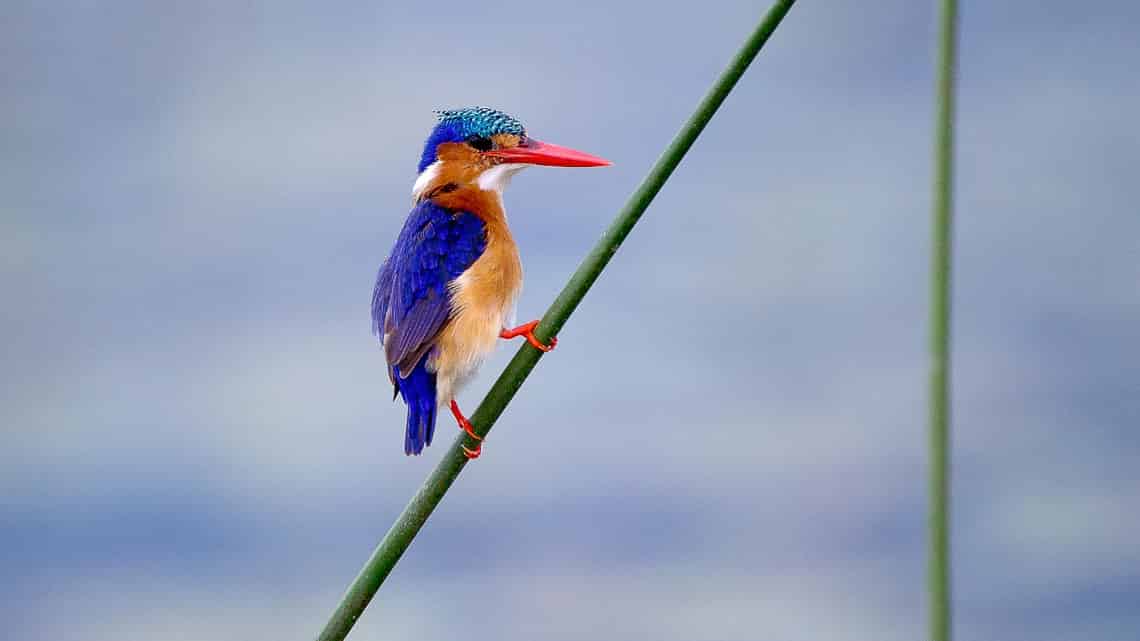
[371, 107, 610, 459]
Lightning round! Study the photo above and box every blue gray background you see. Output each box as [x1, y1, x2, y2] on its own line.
[4, 2, 1138, 640]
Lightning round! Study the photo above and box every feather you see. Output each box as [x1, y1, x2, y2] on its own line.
[392, 359, 437, 455]
[371, 200, 487, 452]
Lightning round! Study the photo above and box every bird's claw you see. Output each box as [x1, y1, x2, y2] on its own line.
[456, 415, 481, 441]
[450, 399, 483, 460]
[500, 320, 557, 352]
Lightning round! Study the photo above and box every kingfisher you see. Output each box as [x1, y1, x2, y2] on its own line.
[371, 107, 610, 459]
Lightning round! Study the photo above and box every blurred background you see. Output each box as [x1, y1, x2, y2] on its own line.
[3, 1, 1138, 640]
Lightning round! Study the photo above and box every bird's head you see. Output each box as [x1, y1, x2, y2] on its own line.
[413, 106, 610, 200]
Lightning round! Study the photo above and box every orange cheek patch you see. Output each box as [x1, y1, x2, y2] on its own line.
[429, 143, 485, 186]
[491, 133, 522, 150]
[434, 142, 479, 162]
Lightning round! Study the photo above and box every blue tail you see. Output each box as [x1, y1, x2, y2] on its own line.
[393, 360, 437, 455]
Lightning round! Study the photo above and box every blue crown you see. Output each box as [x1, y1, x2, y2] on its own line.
[419, 107, 526, 172]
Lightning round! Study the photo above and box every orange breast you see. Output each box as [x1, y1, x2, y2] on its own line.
[427, 187, 523, 404]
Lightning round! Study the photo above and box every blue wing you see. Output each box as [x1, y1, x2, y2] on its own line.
[372, 200, 486, 454]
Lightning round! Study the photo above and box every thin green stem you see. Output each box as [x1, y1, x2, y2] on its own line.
[315, 2, 797, 639]
[928, 0, 957, 639]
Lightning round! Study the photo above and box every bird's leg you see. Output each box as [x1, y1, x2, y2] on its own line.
[450, 399, 482, 459]
[500, 320, 557, 352]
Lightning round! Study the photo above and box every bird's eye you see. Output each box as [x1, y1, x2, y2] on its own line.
[467, 136, 494, 152]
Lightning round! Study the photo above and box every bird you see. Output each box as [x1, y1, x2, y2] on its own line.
[371, 107, 610, 459]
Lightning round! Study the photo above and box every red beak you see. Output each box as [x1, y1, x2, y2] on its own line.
[484, 137, 611, 167]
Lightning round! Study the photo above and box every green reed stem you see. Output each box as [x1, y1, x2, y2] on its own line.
[316, 2, 797, 639]
[928, 0, 956, 639]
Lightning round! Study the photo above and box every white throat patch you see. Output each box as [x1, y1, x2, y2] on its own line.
[477, 163, 528, 194]
[413, 161, 530, 201]
[411, 161, 442, 201]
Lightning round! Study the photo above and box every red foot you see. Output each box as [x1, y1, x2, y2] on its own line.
[500, 320, 558, 352]
[450, 400, 482, 459]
